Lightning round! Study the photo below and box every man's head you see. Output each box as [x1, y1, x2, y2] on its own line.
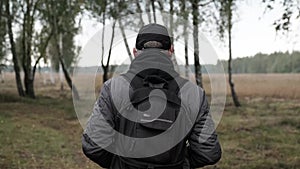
[133, 23, 174, 57]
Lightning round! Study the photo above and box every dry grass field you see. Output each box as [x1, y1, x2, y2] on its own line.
[200, 73, 300, 100]
[0, 72, 299, 169]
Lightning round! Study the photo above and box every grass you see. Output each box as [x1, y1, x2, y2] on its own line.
[213, 74, 300, 100]
[0, 72, 299, 168]
[0, 79, 98, 168]
[205, 98, 300, 169]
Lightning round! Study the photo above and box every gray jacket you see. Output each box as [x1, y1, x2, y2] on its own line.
[82, 49, 222, 169]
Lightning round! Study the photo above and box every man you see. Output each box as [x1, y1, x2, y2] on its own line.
[82, 23, 222, 169]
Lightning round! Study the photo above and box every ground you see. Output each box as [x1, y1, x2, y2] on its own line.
[0, 73, 299, 169]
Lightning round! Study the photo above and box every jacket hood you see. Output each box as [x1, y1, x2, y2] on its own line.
[127, 48, 179, 80]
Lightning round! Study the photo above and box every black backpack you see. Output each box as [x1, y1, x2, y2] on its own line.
[115, 69, 188, 169]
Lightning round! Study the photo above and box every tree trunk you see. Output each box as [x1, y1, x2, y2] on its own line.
[21, 2, 35, 98]
[0, 65, 6, 83]
[24, 77, 35, 98]
[184, 30, 189, 78]
[102, 20, 116, 83]
[102, 67, 109, 83]
[135, 0, 144, 27]
[53, 16, 80, 100]
[0, 71, 4, 83]
[145, 0, 152, 23]
[169, 0, 174, 34]
[151, 0, 156, 23]
[58, 56, 80, 100]
[157, 0, 168, 26]
[169, 0, 180, 72]
[32, 28, 54, 82]
[228, 5, 241, 107]
[101, 12, 107, 82]
[118, 19, 133, 61]
[23, 68, 35, 98]
[180, 0, 189, 78]
[5, 0, 25, 96]
[0, 0, 2, 19]
[55, 32, 80, 99]
[192, 0, 202, 87]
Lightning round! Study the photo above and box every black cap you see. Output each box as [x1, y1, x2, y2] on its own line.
[135, 24, 171, 50]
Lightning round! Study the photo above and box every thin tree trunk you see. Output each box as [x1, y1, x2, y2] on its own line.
[54, 36, 80, 100]
[49, 61, 55, 84]
[145, 0, 152, 23]
[157, 0, 168, 26]
[32, 28, 53, 80]
[184, 29, 189, 78]
[5, 0, 25, 96]
[151, 0, 156, 23]
[180, 0, 189, 78]
[0, 70, 4, 83]
[0, 0, 3, 19]
[118, 19, 133, 61]
[101, 12, 105, 65]
[22, 2, 35, 98]
[58, 55, 80, 99]
[26, 1, 36, 98]
[102, 20, 116, 82]
[192, 0, 202, 87]
[169, 0, 179, 72]
[59, 62, 64, 91]
[228, 3, 241, 107]
[169, 0, 174, 34]
[135, 0, 144, 27]
[53, 17, 80, 100]
[0, 65, 6, 83]
[22, 7, 29, 95]
[101, 12, 107, 82]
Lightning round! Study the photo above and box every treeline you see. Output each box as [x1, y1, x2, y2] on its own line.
[220, 51, 300, 73]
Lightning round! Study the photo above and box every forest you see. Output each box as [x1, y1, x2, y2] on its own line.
[220, 51, 300, 73]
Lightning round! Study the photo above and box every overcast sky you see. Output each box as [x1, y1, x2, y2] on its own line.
[74, 1, 300, 66]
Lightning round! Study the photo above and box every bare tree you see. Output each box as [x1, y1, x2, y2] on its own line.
[86, 0, 118, 82]
[5, 0, 25, 96]
[46, 0, 81, 100]
[217, 0, 241, 107]
[191, 0, 203, 87]
[53, 31, 80, 100]
[227, 2, 241, 107]
[179, 0, 190, 78]
[5, 0, 59, 98]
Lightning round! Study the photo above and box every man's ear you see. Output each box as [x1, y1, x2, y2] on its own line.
[168, 45, 174, 56]
[133, 48, 138, 57]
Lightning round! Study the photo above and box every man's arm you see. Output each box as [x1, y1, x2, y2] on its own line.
[187, 91, 222, 168]
[82, 80, 115, 168]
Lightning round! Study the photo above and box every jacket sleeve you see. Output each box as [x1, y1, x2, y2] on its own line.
[187, 91, 222, 168]
[82, 80, 115, 168]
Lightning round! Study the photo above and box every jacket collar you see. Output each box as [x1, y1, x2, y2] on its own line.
[127, 48, 178, 80]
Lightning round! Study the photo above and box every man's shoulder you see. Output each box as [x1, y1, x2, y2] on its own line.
[176, 77, 204, 95]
